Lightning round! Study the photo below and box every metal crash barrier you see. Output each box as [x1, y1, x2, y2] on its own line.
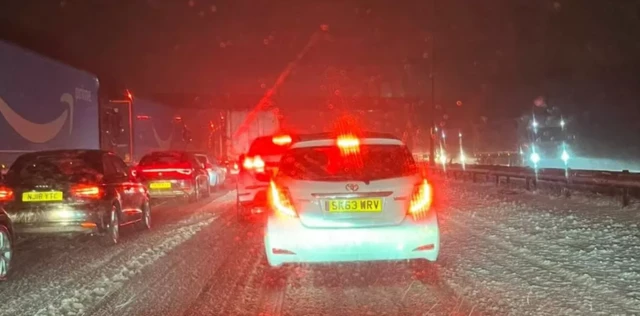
[426, 163, 640, 207]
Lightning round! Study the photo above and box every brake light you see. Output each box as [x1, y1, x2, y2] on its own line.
[272, 134, 292, 145]
[140, 168, 193, 175]
[409, 180, 433, 219]
[269, 181, 297, 217]
[71, 184, 104, 199]
[0, 186, 14, 202]
[243, 156, 265, 171]
[337, 134, 360, 148]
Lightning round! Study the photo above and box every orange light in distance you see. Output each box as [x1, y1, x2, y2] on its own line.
[272, 135, 292, 145]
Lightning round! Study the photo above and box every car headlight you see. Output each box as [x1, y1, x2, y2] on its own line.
[561, 150, 570, 162]
[530, 152, 540, 163]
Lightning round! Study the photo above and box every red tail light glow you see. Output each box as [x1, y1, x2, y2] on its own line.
[71, 184, 104, 199]
[140, 168, 193, 175]
[336, 134, 360, 148]
[272, 135, 292, 145]
[409, 180, 433, 219]
[243, 156, 265, 171]
[0, 186, 14, 202]
[269, 181, 297, 217]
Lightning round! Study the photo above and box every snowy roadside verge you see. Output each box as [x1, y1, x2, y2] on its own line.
[438, 184, 640, 315]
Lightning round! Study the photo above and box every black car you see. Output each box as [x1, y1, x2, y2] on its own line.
[0, 150, 151, 246]
[0, 207, 13, 281]
[134, 151, 210, 202]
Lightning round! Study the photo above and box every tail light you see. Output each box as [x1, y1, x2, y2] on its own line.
[243, 156, 265, 171]
[272, 134, 292, 145]
[0, 186, 14, 202]
[269, 181, 297, 217]
[71, 184, 104, 200]
[140, 167, 193, 176]
[409, 180, 433, 219]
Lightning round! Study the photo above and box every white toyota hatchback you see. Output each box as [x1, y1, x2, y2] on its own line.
[264, 132, 439, 267]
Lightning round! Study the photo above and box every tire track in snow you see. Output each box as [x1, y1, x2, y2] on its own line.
[34, 216, 219, 316]
[182, 221, 265, 316]
[0, 192, 233, 316]
[87, 206, 245, 316]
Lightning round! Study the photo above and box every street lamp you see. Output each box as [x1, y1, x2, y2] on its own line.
[428, 0, 437, 166]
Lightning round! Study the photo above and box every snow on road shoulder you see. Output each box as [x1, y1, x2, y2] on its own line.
[438, 182, 640, 315]
[34, 216, 219, 316]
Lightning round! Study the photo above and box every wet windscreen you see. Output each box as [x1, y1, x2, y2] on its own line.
[138, 152, 189, 167]
[279, 144, 417, 181]
[6, 151, 102, 184]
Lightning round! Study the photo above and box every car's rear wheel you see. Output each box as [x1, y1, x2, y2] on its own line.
[135, 200, 151, 231]
[189, 181, 200, 202]
[0, 225, 13, 281]
[100, 205, 120, 246]
[203, 182, 211, 198]
[236, 202, 250, 222]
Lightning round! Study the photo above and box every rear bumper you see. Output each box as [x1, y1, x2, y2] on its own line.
[264, 211, 440, 267]
[236, 172, 269, 205]
[6, 205, 107, 235]
[143, 179, 195, 199]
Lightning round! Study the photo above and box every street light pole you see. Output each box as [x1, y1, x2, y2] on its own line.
[428, 0, 437, 166]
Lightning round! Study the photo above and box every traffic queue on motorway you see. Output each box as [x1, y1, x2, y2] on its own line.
[0, 148, 228, 280]
[0, 130, 440, 280]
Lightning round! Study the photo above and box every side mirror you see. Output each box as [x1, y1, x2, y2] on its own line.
[205, 162, 213, 169]
[238, 154, 245, 162]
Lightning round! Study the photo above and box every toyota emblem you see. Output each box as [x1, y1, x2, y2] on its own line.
[345, 183, 359, 192]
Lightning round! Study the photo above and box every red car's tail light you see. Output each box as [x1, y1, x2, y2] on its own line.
[269, 181, 297, 217]
[409, 179, 433, 219]
[243, 156, 265, 171]
[0, 186, 14, 202]
[71, 184, 104, 200]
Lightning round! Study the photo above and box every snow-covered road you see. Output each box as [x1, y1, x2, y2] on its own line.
[1, 181, 638, 316]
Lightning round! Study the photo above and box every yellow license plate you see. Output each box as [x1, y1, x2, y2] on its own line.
[149, 182, 172, 189]
[22, 191, 64, 202]
[327, 199, 383, 212]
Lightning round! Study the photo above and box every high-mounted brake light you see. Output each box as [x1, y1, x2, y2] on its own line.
[243, 156, 265, 171]
[269, 181, 297, 217]
[71, 184, 104, 200]
[336, 134, 360, 148]
[272, 135, 292, 145]
[0, 186, 14, 202]
[409, 180, 433, 219]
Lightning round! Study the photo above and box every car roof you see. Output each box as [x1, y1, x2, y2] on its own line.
[146, 150, 189, 156]
[17, 149, 107, 159]
[291, 132, 404, 149]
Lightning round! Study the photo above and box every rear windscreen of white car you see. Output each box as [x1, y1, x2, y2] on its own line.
[279, 144, 418, 181]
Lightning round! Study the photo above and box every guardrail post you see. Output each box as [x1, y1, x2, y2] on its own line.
[621, 188, 630, 207]
[525, 177, 531, 191]
[495, 174, 500, 186]
[472, 172, 477, 183]
[506, 176, 510, 184]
